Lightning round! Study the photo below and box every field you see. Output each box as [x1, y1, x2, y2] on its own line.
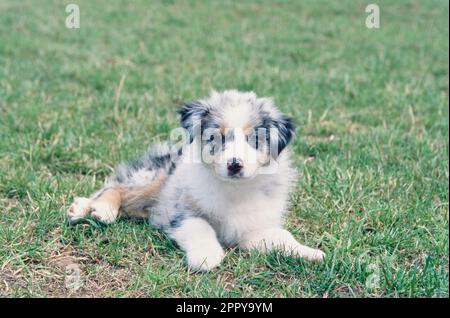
[0, 0, 448, 297]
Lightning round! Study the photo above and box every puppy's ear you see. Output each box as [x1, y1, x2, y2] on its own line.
[178, 101, 209, 143]
[269, 114, 296, 155]
[276, 115, 296, 154]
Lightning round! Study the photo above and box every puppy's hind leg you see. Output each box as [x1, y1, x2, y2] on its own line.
[90, 187, 123, 224]
[67, 187, 123, 224]
[67, 174, 166, 224]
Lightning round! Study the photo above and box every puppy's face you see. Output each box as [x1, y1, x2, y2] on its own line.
[179, 90, 295, 181]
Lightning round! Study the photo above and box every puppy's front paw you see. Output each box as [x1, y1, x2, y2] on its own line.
[67, 197, 91, 223]
[186, 245, 225, 272]
[294, 246, 326, 262]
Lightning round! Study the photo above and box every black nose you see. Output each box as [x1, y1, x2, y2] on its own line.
[227, 157, 243, 174]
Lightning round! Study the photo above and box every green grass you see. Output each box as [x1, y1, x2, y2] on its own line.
[0, 0, 448, 297]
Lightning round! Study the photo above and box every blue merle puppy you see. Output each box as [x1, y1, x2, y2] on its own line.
[67, 90, 325, 271]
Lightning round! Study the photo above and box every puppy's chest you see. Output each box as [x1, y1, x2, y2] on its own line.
[187, 188, 284, 243]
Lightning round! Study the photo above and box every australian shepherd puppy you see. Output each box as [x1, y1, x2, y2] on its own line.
[67, 90, 325, 271]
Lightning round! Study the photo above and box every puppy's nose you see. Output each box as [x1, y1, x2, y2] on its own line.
[227, 157, 243, 174]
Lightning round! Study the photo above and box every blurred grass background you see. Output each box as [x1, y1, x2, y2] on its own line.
[0, 0, 448, 297]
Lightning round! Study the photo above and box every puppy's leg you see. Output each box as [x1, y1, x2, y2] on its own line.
[120, 174, 167, 220]
[239, 228, 325, 262]
[67, 187, 111, 223]
[67, 176, 165, 224]
[90, 187, 122, 224]
[169, 217, 225, 272]
[67, 187, 121, 224]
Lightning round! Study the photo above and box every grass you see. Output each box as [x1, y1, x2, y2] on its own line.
[0, 0, 448, 298]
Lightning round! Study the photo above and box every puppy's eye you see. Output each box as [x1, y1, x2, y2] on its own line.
[206, 134, 225, 155]
[246, 132, 259, 149]
[247, 128, 271, 152]
[207, 136, 216, 155]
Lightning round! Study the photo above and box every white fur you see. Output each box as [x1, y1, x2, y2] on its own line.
[170, 218, 225, 271]
[68, 197, 92, 223]
[91, 201, 119, 224]
[151, 146, 325, 270]
[129, 169, 157, 187]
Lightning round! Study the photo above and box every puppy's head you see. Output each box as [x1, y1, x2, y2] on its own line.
[179, 90, 295, 181]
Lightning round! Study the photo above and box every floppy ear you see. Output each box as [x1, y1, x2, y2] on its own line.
[276, 115, 296, 153]
[270, 114, 296, 155]
[178, 101, 209, 143]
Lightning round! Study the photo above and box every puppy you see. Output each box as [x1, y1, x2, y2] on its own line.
[68, 90, 325, 271]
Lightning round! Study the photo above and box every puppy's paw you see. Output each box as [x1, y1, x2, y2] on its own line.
[90, 202, 118, 224]
[67, 197, 91, 223]
[294, 246, 326, 262]
[187, 245, 225, 272]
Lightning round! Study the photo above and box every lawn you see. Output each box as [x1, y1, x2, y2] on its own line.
[0, 0, 448, 297]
